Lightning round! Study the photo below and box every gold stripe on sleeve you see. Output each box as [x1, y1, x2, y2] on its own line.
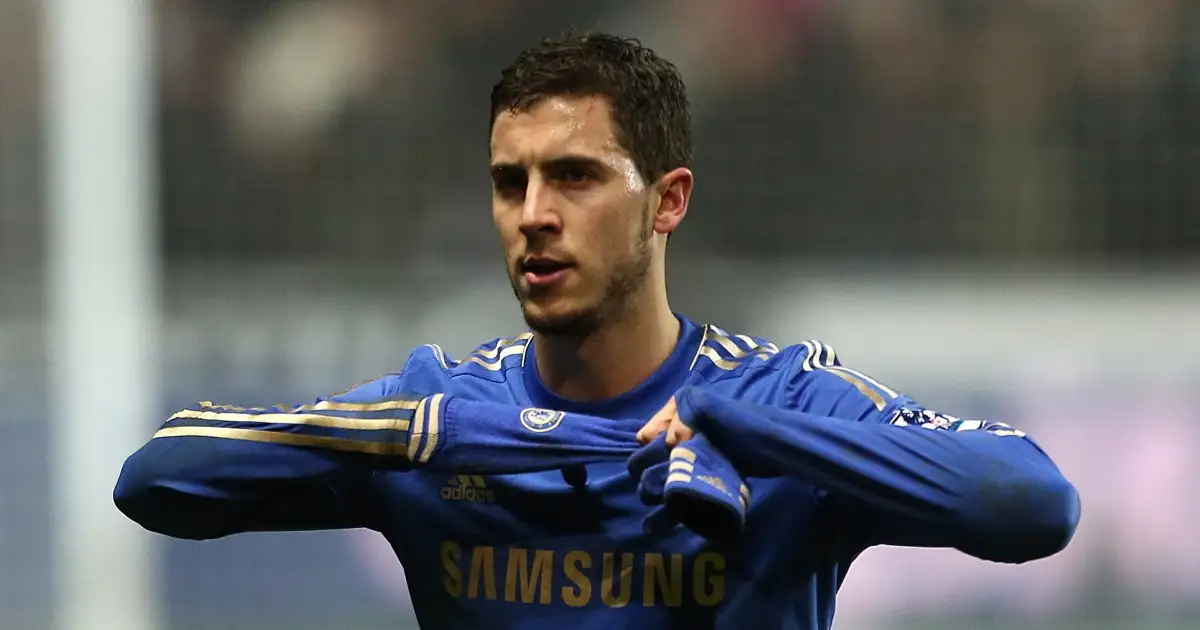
[418, 394, 443, 464]
[152, 426, 408, 457]
[671, 447, 697, 463]
[825, 370, 886, 411]
[170, 409, 411, 432]
[407, 397, 427, 463]
[666, 472, 692, 485]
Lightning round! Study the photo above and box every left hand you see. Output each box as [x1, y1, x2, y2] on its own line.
[636, 396, 696, 447]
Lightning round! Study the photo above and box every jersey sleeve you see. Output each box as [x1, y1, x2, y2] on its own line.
[114, 346, 647, 541]
[680, 340, 1080, 564]
[113, 373, 416, 540]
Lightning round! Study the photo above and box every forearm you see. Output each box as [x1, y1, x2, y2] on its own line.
[116, 395, 640, 539]
[114, 431, 377, 539]
[137, 395, 637, 472]
[676, 388, 1080, 563]
[114, 395, 420, 539]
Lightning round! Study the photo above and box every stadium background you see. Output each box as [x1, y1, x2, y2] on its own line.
[2, 0, 1198, 629]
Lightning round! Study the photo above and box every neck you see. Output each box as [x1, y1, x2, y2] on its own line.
[534, 287, 679, 402]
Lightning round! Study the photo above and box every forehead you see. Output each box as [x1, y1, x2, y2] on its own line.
[489, 95, 627, 164]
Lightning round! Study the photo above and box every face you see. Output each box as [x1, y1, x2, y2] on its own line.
[490, 96, 686, 335]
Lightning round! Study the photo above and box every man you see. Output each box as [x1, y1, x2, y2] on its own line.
[115, 32, 1080, 629]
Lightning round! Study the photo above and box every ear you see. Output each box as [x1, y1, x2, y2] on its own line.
[652, 167, 693, 235]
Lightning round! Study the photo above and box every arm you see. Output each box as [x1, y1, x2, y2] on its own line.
[115, 384, 640, 540]
[674, 379, 1081, 564]
[113, 377, 400, 540]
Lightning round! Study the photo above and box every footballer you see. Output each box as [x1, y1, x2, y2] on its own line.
[115, 32, 1080, 629]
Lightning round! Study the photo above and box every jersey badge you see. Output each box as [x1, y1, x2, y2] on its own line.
[520, 407, 565, 433]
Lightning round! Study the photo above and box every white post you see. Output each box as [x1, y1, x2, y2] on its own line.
[44, 0, 161, 629]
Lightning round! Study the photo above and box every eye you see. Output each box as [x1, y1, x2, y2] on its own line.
[558, 167, 591, 184]
[492, 170, 527, 198]
[548, 162, 598, 186]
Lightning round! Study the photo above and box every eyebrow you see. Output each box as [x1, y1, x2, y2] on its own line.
[489, 154, 608, 177]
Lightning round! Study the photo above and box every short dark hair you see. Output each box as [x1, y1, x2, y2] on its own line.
[490, 32, 693, 185]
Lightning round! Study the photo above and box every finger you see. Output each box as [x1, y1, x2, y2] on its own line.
[664, 418, 695, 447]
[637, 396, 677, 444]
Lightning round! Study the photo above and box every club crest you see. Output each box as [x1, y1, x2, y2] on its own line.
[520, 407, 565, 433]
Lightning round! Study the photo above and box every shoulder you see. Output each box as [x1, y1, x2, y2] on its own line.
[405, 332, 533, 381]
[690, 325, 912, 417]
[778, 340, 1024, 435]
[690, 325, 865, 381]
[778, 339, 913, 419]
[332, 332, 533, 400]
[690, 324, 786, 377]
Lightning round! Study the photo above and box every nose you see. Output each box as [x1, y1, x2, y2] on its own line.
[518, 177, 563, 237]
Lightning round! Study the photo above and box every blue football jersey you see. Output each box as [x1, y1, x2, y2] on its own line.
[115, 314, 1076, 629]
[379, 317, 866, 629]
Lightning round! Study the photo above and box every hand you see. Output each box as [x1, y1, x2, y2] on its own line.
[636, 396, 696, 447]
[642, 387, 785, 479]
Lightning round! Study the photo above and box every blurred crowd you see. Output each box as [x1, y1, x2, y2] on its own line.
[1, 0, 1197, 266]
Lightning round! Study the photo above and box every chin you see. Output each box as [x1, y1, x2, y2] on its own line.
[520, 298, 603, 336]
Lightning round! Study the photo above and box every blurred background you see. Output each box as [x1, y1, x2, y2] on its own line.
[2, 0, 1198, 628]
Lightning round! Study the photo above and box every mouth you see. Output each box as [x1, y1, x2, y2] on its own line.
[520, 256, 574, 288]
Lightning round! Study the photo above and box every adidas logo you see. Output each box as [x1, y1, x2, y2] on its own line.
[697, 475, 730, 496]
[441, 475, 495, 504]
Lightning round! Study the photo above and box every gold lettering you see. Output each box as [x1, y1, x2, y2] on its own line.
[600, 552, 634, 608]
[643, 553, 683, 607]
[693, 552, 725, 606]
[561, 550, 592, 607]
[504, 548, 553, 604]
[449, 543, 727, 608]
[441, 541, 463, 597]
[467, 545, 497, 600]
